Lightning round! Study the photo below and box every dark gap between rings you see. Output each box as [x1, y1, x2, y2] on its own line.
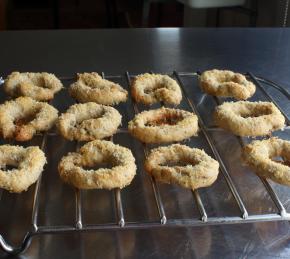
[81, 77, 107, 89]
[239, 107, 272, 118]
[144, 113, 184, 126]
[74, 110, 106, 128]
[144, 84, 167, 94]
[160, 160, 198, 167]
[14, 108, 42, 126]
[0, 164, 19, 172]
[82, 162, 114, 171]
[215, 74, 246, 84]
[26, 77, 52, 89]
[271, 156, 290, 167]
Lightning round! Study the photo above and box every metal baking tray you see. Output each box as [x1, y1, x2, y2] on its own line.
[0, 71, 289, 254]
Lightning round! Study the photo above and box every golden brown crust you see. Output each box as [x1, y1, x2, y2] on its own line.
[0, 145, 46, 193]
[4, 72, 63, 101]
[0, 97, 58, 141]
[214, 101, 285, 137]
[242, 137, 290, 186]
[69, 73, 128, 105]
[128, 107, 198, 143]
[58, 140, 136, 190]
[57, 102, 122, 141]
[199, 69, 256, 100]
[144, 144, 219, 190]
[131, 73, 182, 105]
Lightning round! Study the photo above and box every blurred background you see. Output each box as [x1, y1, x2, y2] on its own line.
[0, 0, 289, 30]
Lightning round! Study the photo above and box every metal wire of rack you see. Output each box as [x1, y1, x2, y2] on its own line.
[0, 71, 290, 254]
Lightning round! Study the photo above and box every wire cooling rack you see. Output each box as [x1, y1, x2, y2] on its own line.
[0, 71, 289, 254]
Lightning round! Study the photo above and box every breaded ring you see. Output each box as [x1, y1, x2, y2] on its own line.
[144, 144, 219, 190]
[128, 107, 198, 143]
[0, 97, 58, 141]
[199, 69, 256, 100]
[0, 145, 46, 193]
[214, 101, 285, 137]
[131, 73, 182, 105]
[58, 140, 136, 189]
[57, 102, 122, 141]
[242, 137, 290, 186]
[4, 71, 63, 101]
[69, 73, 128, 105]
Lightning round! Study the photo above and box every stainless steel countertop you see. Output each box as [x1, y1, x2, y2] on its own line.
[0, 28, 290, 259]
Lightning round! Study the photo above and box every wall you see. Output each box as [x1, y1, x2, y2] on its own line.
[183, 0, 290, 27]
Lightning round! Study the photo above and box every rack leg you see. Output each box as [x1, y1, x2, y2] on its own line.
[0, 232, 33, 255]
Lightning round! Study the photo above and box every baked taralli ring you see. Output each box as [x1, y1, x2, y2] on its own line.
[0, 97, 58, 141]
[214, 101, 285, 137]
[199, 69, 256, 100]
[128, 107, 198, 143]
[131, 73, 182, 105]
[57, 102, 122, 141]
[4, 72, 63, 101]
[0, 145, 46, 193]
[69, 72, 128, 105]
[144, 144, 219, 190]
[242, 137, 290, 186]
[58, 140, 136, 189]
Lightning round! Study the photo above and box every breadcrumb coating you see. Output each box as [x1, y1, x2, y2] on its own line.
[0, 145, 46, 193]
[69, 73, 128, 105]
[214, 101, 285, 137]
[4, 71, 63, 101]
[199, 69, 255, 100]
[145, 144, 219, 190]
[0, 97, 58, 141]
[131, 73, 182, 105]
[128, 107, 198, 143]
[242, 137, 290, 186]
[58, 140, 136, 189]
[57, 102, 122, 141]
